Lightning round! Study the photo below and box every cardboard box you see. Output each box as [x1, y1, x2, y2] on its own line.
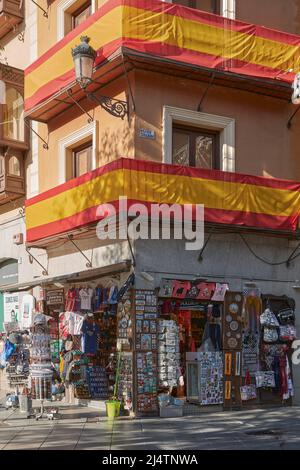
[159, 405, 183, 418]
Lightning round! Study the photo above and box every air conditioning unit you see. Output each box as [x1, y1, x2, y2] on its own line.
[13, 233, 23, 245]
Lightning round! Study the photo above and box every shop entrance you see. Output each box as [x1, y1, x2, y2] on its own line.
[157, 281, 224, 414]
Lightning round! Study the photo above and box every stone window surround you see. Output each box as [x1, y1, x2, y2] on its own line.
[163, 105, 235, 172]
[58, 121, 98, 183]
[162, 0, 236, 19]
[57, 0, 97, 40]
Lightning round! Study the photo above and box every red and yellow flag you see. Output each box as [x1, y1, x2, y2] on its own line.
[25, 0, 300, 113]
[25, 158, 300, 243]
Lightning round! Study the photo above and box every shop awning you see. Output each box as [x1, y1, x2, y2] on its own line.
[25, 0, 300, 120]
[25, 158, 300, 245]
[0, 261, 132, 292]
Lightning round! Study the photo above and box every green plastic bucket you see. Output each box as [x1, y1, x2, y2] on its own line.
[105, 400, 121, 419]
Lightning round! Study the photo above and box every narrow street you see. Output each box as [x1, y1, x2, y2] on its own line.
[1, 399, 300, 450]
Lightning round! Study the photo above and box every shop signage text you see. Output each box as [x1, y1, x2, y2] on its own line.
[46, 289, 64, 305]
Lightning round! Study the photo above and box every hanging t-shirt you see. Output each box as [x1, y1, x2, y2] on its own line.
[80, 320, 100, 355]
[20, 294, 35, 329]
[73, 313, 85, 336]
[65, 288, 76, 312]
[94, 287, 103, 311]
[79, 288, 93, 310]
[59, 312, 72, 340]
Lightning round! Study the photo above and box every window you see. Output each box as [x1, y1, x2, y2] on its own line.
[173, 125, 219, 169]
[58, 122, 97, 183]
[171, 0, 220, 14]
[72, 1, 92, 29]
[72, 141, 92, 177]
[164, 0, 236, 19]
[0, 149, 25, 204]
[2, 87, 24, 142]
[57, 0, 95, 39]
[8, 155, 21, 177]
[163, 106, 235, 172]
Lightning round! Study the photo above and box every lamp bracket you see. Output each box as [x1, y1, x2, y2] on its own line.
[67, 234, 93, 268]
[122, 53, 136, 114]
[86, 91, 128, 120]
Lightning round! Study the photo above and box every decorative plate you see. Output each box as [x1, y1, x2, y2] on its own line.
[235, 294, 242, 302]
[227, 337, 238, 349]
[230, 321, 239, 332]
[226, 315, 232, 323]
[226, 332, 232, 337]
[229, 303, 239, 315]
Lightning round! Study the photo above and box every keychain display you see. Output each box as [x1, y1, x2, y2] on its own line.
[158, 320, 180, 388]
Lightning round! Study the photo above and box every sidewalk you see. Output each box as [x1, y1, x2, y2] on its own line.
[1, 398, 300, 450]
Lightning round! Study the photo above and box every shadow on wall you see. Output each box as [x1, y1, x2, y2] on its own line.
[46, 122, 134, 233]
[98, 124, 134, 165]
[46, 237, 131, 276]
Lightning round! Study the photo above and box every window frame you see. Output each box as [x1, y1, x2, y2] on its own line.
[71, 0, 92, 30]
[163, 106, 235, 172]
[172, 1, 220, 14]
[0, 148, 25, 203]
[0, 65, 28, 150]
[58, 121, 98, 184]
[72, 140, 93, 178]
[172, 123, 220, 169]
[163, 0, 236, 19]
[57, 0, 97, 40]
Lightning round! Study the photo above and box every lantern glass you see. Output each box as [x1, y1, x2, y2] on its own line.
[74, 54, 94, 88]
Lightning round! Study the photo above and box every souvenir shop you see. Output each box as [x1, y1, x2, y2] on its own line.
[37, 272, 135, 412]
[0, 270, 135, 416]
[152, 279, 296, 413]
[0, 274, 297, 417]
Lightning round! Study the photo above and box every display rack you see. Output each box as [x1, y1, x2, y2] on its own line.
[30, 315, 58, 420]
[133, 289, 158, 415]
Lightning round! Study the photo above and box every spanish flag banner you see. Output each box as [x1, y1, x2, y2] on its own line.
[25, 158, 300, 244]
[25, 0, 300, 113]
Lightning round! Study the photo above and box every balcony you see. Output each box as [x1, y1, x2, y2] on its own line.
[0, 64, 28, 150]
[0, 0, 24, 40]
[0, 152, 25, 205]
[25, 158, 300, 246]
[24, 0, 300, 122]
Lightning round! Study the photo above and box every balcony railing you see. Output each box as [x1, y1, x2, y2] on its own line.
[25, 158, 300, 246]
[0, 0, 24, 40]
[24, 0, 300, 122]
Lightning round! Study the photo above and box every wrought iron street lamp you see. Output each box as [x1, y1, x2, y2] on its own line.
[72, 36, 96, 89]
[71, 36, 128, 119]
